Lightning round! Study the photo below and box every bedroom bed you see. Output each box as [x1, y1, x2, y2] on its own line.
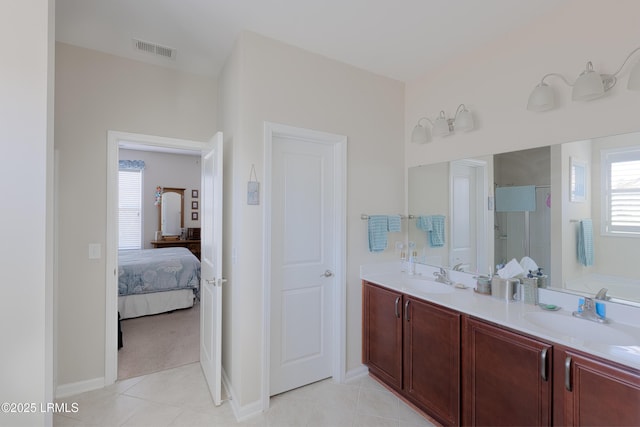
[118, 247, 200, 319]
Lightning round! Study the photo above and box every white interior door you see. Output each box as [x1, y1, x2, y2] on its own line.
[450, 159, 488, 273]
[200, 132, 223, 405]
[270, 134, 335, 396]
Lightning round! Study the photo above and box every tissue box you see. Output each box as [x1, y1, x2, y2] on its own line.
[521, 277, 538, 305]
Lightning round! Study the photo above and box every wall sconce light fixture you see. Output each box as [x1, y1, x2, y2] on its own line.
[411, 104, 475, 144]
[527, 46, 640, 112]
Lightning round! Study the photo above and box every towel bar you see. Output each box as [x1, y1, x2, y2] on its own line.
[361, 214, 414, 220]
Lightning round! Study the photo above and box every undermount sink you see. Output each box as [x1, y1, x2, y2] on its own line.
[400, 277, 455, 294]
[523, 312, 638, 346]
[365, 274, 456, 294]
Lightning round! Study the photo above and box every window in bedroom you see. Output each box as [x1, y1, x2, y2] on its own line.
[601, 146, 640, 237]
[119, 160, 145, 250]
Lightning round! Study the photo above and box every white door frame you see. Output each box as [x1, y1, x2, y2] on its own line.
[105, 131, 206, 385]
[261, 122, 347, 410]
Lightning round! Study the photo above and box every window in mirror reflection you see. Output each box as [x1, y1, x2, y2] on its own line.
[601, 146, 640, 236]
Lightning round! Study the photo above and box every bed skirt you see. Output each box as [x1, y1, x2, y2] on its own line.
[118, 289, 195, 319]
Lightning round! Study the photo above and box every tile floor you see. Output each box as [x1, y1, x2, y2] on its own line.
[54, 362, 438, 427]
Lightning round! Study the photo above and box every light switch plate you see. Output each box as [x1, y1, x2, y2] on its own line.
[89, 243, 101, 260]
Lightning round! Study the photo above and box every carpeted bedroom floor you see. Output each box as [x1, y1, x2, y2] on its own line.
[118, 302, 200, 380]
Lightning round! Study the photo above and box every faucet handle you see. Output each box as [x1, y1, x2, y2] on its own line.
[595, 288, 609, 300]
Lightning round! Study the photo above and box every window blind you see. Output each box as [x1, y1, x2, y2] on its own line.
[602, 147, 640, 236]
[119, 169, 143, 249]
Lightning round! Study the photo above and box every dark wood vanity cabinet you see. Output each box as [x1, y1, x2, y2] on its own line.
[362, 281, 460, 426]
[462, 316, 552, 426]
[362, 282, 403, 389]
[363, 280, 639, 426]
[555, 346, 640, 426]
[404, 296, 460, 425]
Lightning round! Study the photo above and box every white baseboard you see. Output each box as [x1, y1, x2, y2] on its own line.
[56, 377, 105, 399]
[221, 368, 264, 422]
[344, 365, 369, 383]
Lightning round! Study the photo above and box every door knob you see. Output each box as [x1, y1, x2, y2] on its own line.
[320, 270, 334, 277]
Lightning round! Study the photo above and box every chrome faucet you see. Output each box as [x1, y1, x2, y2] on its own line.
[572, 297, 608, 324]
[433, 267, 454, 285]
[595, 288, 610, 301]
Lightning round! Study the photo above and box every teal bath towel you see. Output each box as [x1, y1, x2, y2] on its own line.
[577, 219, 594, 266]
[387, 215, 402, 233]
[368, 215, 389, 252]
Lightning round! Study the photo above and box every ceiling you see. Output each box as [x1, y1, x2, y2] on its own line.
[55, 0, 564, 82]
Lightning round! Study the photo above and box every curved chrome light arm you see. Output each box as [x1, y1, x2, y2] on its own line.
[416, 116, 435, 127]
[611, 46, 640, 77]
[454, 104, 470, 117]
[539, 72, 574, 87]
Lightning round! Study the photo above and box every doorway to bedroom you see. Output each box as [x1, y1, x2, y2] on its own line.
[109, 133, 204, 381]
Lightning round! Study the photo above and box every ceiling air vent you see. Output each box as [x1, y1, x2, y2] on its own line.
[132, 38, 176, 60]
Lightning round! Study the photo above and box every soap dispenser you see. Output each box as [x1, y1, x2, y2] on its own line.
[407, 251, 416, 275]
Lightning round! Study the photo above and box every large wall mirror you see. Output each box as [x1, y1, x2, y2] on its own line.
[408, 131, 640, 306]
[159, 187, 184, 236]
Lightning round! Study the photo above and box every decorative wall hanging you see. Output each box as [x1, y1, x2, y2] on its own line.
[247, 164, 260, 205]
[154, 186, 162, 206]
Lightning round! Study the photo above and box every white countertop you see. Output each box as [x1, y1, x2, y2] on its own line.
[360, 262, 640, 371]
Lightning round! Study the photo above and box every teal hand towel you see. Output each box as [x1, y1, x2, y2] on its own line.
[368, 215, 388, 252]
[387, 215, 401, 232]
[429, 215, 446, 247]
[495, 185, 536, 212]
[416, 215, 432, 232]
[577, 219, 594, 266]
[415, 215, 445, 247]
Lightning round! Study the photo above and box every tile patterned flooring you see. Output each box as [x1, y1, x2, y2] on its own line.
[54, 363, 438, 427]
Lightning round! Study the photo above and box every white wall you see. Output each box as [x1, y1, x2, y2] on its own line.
[55, 43, 217, 389]
[119, 149, 202, 247]
[219, 32, 405, 411]
[0, 1, 54, 425]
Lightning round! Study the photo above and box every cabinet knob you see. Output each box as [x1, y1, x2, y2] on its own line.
[404, 300, 411, 321]
[540, 348, 548, 381]
[394, 297, 400, 318]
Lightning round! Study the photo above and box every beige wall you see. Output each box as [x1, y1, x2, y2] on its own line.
[55, 43, 217, 387]
[0, 1, 54, 425]
[220, 32, 405, 410]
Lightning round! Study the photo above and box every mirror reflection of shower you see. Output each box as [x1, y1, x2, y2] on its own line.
[493, 147, 551, 278]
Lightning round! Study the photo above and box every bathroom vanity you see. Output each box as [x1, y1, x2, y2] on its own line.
[361, 264, 640, 426]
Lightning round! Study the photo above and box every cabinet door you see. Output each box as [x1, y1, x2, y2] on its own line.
[404, 297, 460, 426]
[362, 282, 403, 389]
[463, 317, 552, 426]
[562, 350, 640, 426]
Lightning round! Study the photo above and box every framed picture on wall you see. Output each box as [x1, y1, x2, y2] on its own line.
[570, 157, 587, 202]
[192, 189, 198, 198]
[192, 201, 198, 209]
[192, 212, 198, 220]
